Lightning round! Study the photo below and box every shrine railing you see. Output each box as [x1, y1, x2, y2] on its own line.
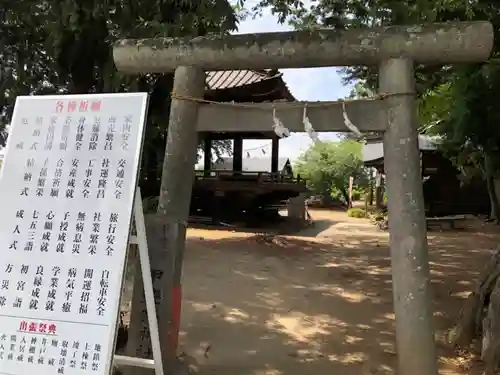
[194, 170, 306, 185]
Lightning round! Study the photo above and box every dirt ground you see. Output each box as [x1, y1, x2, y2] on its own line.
[173, 209, 500, 375]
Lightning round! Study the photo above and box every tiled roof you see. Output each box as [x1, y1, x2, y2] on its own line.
[206, 69, 282, 90]
[363, 135, 441, 162]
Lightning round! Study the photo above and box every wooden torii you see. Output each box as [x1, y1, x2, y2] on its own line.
[113, 22, 494, 375]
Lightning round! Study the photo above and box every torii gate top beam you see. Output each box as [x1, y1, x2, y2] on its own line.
[113, 21, 493, 74]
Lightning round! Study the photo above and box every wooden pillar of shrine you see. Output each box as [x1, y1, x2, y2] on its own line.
[233, 136, 243, 173]
[271, 136, 279, 175]
[203, 135, 212, 177]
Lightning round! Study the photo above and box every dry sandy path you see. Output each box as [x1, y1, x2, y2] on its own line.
[170, 210, 500, 374]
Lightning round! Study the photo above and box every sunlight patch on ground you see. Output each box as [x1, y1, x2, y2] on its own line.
[356, 323, 371, 330]
[383, 313, 396, 321]
[451, 291, 471, 299]
[223, 308, 251, 323]
[320, 261, 390, 276]
[256, 291, 286, 307]
[310, 283, 381, 303]
[190, 301, 217, 312]
[267, 312, 335, 343]
[253, 368, 284, 375]
[233, 269, 270, 282]
[328, 351, 369, 364]
[345, 335, 364, 344]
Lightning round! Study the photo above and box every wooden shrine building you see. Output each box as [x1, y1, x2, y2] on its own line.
[192, 69, 308, 223]
[363, 135, 489, 216]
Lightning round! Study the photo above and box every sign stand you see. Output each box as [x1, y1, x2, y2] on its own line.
[113, 188, 164, 375]
[0, 93, 152, 375]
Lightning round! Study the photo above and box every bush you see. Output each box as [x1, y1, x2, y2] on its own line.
[373, 212, 385, 221]
[347, 208, 367, 218]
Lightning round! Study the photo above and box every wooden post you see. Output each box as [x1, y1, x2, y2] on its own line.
[233, 136, 243, 173]
[348, 176, 354, 208]
[380, 58, 438, 375]
[375, 171, 383, 209]
[271, 136, 279, 175]
[368, 169, 374, 206]
[203, 135, 212, 177]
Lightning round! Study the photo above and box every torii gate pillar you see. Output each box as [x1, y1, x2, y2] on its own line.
[114, 21, 494, 375]
[380, 57, 437, 372]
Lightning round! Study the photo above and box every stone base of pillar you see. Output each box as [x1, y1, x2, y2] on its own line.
[287, 194, 307, 220]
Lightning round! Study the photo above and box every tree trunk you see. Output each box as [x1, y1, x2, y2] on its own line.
[484, 154, 500, 223]
[375, 172, 384, 209]
[320, 189, 333, 207]
[340, 188, 351, 208]
[368, 172, 374, 206]
[482, 276, 500, 375]
[449, 247, 500, 374]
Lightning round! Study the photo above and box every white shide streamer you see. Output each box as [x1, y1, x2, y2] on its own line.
[342, 101, 362, 137]
[270, 101, 362, 140]
[303, 106, 321, 144]
[272, 107, 290, 138]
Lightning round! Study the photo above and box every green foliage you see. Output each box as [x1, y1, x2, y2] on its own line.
[419, 82, 453, 133]
[351, 187, 364, 201]
[0, 0, 237, 197]
[417, 58, 500, 172]
[414, 1, 500, 219]
[330, 186, 364, 202]
[242, 0, 500, 219]
[418, 62, 500, 220]
[295, 140, 368, 203]
[330, 186, 346, 203]
[348, 81, 375, 99]
[243, 0, 499, 92]
[446, 64, 500, 154]
[347, 207, 366, 218]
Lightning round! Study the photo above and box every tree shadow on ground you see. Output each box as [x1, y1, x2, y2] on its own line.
[178, 223, 500, 375]
[287, 219, 339, 237]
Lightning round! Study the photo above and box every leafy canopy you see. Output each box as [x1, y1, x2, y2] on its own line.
[295, 140, 367, 201]
[0, 0, 238, 197]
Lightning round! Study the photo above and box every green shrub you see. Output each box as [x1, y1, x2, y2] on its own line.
[347, 208, 367, 218]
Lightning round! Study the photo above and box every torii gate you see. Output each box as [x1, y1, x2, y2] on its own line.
[113, 21, 493, 375]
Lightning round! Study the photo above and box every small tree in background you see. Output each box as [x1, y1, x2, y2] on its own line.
[295, 140, 368, 205]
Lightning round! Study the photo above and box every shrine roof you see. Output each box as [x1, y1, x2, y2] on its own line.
[363, 135, 441, 163]
[206, 69, 276, 90]
[205, 69, 294, 102]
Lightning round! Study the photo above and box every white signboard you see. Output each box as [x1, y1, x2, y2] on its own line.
[0, 93, 148, 375]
